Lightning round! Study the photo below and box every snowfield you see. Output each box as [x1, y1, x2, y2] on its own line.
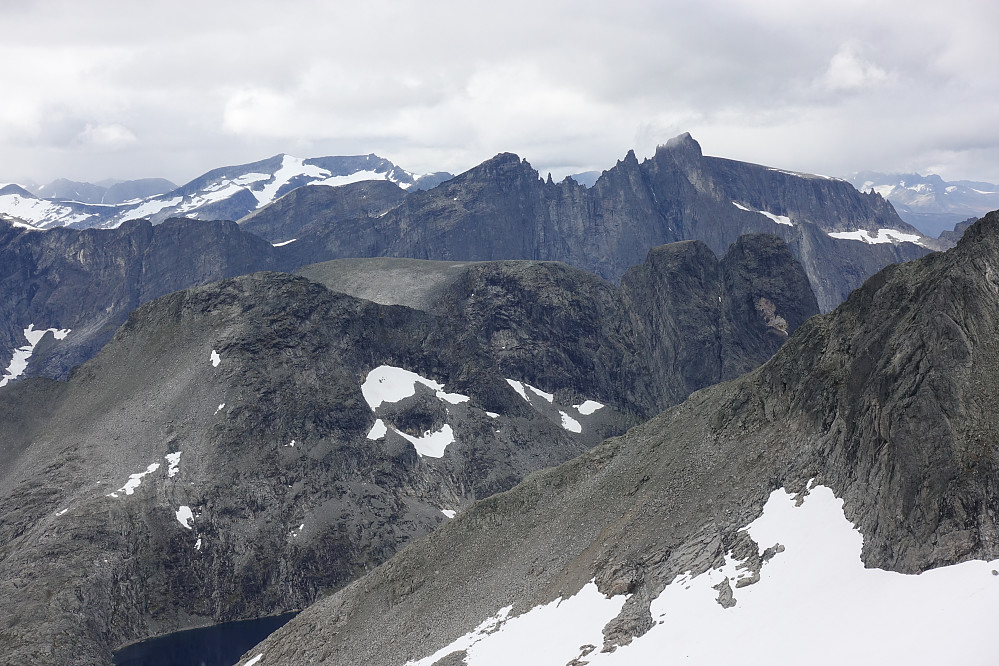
[401, 484, 999, 666]
[828, 228, 925, 246]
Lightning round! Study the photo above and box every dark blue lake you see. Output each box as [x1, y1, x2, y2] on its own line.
[112, 612, 298, 666]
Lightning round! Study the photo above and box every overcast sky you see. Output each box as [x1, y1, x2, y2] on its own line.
[2, 0, 998, 187]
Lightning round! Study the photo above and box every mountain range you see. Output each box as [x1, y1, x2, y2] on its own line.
[850, 170, 999, 238]
[1, 133, 995, 665]
[2, 134, 931, 391]
[0, 155, 450, 230]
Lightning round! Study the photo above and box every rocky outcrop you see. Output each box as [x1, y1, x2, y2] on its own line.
[0, 234, 817, 665]
[242, 213, 999, 666]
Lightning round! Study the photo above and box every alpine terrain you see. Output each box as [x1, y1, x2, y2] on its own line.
[238, 212, 999, 665]
[2, 135, 928, 390]
[0, 154, 449, 230]
[0, 232, 818, 664]
[243, 133, 933, 312]
[850, 170, 999, 239]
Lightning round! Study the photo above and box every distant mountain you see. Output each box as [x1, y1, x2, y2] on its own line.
[0, 235, 818, 665]
[850, 171, 999, 238]
[0, 135, 934, 388]
[0, 217, 297, 383]
[241, 211, 999, 666]
[0, 155, 450, 229]
[568, 170, 601, 187]
[248, 133, 931, 312]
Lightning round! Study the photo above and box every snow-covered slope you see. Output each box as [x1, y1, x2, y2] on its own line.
[0, 154, 448, 229]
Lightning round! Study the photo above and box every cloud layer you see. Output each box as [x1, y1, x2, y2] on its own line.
[2, 0, 998, 186]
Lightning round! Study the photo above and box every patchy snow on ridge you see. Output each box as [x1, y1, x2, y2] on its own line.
[418, 484, 999, 665]
[312, 170, 387, 189]
[573, 400, 604, 415]
[361, 365, 468, 410]
[124, 196, 182, 220]
[0, 191, 94, 228]
[1, 324, 71, 387]
[828, 228, 925, 246]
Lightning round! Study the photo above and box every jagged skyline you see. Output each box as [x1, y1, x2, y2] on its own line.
[2, 0, 998, 186]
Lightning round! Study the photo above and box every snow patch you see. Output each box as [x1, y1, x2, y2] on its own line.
[361, 365, 468, 410]
[165, 452, 181, 478]
[731, 202, 791, 225]
[108, 462, 160, 497]
[485, 411, 500, 419]
[407, 582, 627, 666]
[243, 655, 263, 666]
[123, 196, 182, 220]
[367, 419, 388, 440]
[215, 403, 225, 415]
[271, 238, 297, 247]
[210, 350, 221, 367]
[395, 424, 455, 458]
[573, 400, 604, 415]
[828, 228, 925, 246]
[1, 324, 71, 387]
[506, 378, 553, 403]
[559, 411, 582, 433]
[195, 537, 202, 550]
[441, 509, 456, 519]
[175, 505, 194, 529]
[55, 508, 68, 516]
[758, 210, 793, 226]
[505, 379, 529, 402]
[433, 484, 999, 665]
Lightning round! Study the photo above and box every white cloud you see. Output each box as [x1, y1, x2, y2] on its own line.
[76, 123, 137, 149]
[1, 0, 999, 185]
[821, 44, 890, 92]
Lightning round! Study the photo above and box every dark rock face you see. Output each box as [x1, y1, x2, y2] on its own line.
[0, 234, 817, 665]
[938, 216, 978, 246]
[242, 213, 999, 666]
[239, 180, 407, 245]
[269, 134, 926, 312]
[620, 234, 818, 407]
[0, 217, 295, 381]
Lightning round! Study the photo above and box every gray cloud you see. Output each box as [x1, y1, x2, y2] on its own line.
[2, 0, 998, 186]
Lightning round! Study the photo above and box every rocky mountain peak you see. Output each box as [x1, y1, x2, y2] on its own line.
[660, 131, 703, 157]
